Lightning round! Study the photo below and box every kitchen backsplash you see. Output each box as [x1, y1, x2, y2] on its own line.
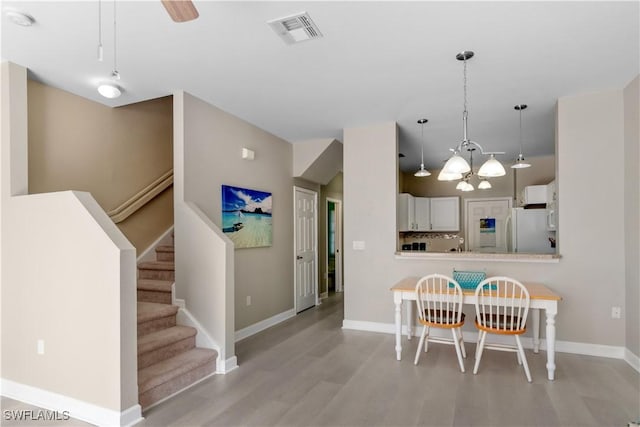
[399, 232, 463, 252]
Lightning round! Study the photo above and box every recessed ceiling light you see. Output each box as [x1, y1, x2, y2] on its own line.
[5, 10, 35, 26]
[97, 83, 122, 99]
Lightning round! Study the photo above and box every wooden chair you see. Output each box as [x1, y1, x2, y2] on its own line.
[473, 276, 532, 382]
[414, 274, 467, 372]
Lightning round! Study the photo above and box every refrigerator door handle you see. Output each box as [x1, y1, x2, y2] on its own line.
[504, 214, 513, 252]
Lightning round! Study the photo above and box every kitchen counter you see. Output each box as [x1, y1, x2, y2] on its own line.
[395, 251, 560, 263]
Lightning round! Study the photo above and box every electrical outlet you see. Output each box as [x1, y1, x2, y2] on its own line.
[246, 296, 251, 306]
[611, 306, 621, 319]
[37, 339, 45, 355]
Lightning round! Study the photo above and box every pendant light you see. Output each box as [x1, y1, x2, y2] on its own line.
[440, 51, 506, 179]
[414, 119, 431, 177]
[97, 0, 122, 99]
[511, 104, 531, 169]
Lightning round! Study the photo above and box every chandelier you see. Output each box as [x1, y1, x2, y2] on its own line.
[438, 51, 506, 181]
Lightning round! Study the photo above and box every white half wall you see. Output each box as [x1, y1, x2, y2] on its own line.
[1, 62, 139, 422]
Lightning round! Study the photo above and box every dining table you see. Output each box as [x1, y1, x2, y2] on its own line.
[391, 276, 562, 380]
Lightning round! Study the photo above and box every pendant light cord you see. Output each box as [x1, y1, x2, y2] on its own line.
[97, 0, 103, 61]
[112, 0, 119, 78]
[420, 121, 425, 165]
[519, 108, 524, 154]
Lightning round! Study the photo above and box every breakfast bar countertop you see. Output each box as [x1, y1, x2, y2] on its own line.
[395, 251, 561, 263]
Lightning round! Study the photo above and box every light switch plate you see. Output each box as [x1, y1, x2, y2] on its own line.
[353, 241, 365, 250]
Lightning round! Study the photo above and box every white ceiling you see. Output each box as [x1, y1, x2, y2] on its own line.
[2, 1, 638, 172]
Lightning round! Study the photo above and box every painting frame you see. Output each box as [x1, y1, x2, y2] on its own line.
[221, 184, 273, 249]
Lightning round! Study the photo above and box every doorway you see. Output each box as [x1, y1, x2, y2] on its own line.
[326, 198, 342, 294]
[294, 187, 318, 313]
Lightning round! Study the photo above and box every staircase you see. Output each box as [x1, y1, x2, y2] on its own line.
[136, 236, 217, 409]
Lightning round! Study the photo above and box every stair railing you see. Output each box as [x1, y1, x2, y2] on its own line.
[108, 169, 173, 223]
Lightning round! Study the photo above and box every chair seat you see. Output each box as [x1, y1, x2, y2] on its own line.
[419, 309, 465, 328]
[475, 314, 526, 335]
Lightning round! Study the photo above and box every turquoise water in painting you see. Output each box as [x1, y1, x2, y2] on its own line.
[222, 212, 272, 248]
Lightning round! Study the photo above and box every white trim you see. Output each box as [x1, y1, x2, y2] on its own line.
[217, 356, 239, 374]
[625, 348, 640, 373]
[342, 319, 629, 362]
[0, 379, 143, 427]
[320, 291, 329, 299]
[136, 226, 174, 263]
[326, 197, 343, 293]
[235, 308, 296, 342]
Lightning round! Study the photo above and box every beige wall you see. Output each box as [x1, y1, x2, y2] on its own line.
[27, 80, 173, 253]
[624, 76, 640, 358]
[343, 87, 629, 349]
[319, 172, 343, 295]
[180, 93, 294, 331]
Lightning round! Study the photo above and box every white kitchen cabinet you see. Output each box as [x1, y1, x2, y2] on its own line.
[414, 197, 431, 231]
[430, 196, 460, 231]
[397, 193, 416, 231]
[398, 194, 431, 231]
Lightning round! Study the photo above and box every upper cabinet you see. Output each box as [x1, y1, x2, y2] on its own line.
[398, 194, 459, 232]
[397, 193, 416, 231]
[430, 196, 460, 231]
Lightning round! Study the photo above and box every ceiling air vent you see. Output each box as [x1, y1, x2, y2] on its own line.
[268, 12, 323, 44]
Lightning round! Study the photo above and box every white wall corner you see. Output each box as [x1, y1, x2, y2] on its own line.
[625, 348, 640, 373]
[0, 379, 143, 427]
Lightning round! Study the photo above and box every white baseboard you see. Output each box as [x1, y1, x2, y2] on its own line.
[235, 308, 296, 342]
[217, 356, 239, 374]
[136, 226, 174, 263]
[625, 348, 640, 373]
[0, 379, 143, 427]
[342, 319, 629, 362]
[320, 292, 328, 299]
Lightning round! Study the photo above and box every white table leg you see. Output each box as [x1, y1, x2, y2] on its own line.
[406, 298, 414, 340]
[394, 293, 403, 360]
[545, 308, 557, 380]
[532, 308, 540, 353]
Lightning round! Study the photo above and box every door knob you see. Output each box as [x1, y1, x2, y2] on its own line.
[296, 255, 303, 260]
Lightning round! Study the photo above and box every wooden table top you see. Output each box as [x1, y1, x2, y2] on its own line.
[391, 276, 562, 301]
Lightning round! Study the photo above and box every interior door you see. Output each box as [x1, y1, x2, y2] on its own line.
[294, 187, 317, 312]
[465, 198, 512, 252]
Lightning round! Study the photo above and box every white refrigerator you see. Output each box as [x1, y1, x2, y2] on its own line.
[506, 208, 555, 254]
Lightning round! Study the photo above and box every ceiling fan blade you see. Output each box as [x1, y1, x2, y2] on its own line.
[161, 0, 199, 23]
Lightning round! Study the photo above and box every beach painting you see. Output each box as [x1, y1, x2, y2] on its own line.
[221, 185, 272, 248]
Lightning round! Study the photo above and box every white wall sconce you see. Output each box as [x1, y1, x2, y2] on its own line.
[242, 148, 255, 160]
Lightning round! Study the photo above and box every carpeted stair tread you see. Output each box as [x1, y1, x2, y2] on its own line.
[138, 261, 175, 271]
[138, 326, 196, 355]
[155, 245, 174, 253]
[137, 302, 179, 324]
[138, 348, 217, 394]
[137, 279, 173, 293]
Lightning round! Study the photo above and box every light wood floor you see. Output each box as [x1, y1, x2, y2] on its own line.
[3, 293, 639, 426]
